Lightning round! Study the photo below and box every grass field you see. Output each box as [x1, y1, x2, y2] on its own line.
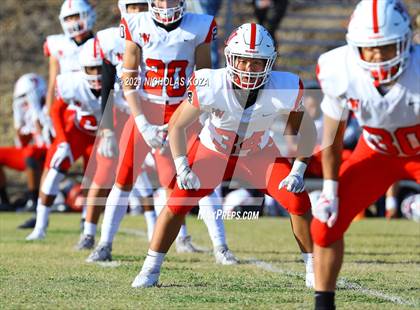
[0, 213, 419, 309]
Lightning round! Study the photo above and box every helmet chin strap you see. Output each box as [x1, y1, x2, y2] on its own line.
[153, 18, 181, 32]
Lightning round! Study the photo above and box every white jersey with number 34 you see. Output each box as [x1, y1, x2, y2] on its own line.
[189, 68, 303, 156]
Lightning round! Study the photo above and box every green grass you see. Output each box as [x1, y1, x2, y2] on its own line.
[0, 214, 419, 309]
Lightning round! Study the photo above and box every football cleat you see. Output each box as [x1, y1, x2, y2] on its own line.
[86, 243, 112, 262]
[17, 216, 37, 229]
[175, 235, 201, 253]
[131, 270, 160, 288]
[214, 245, 239, 265]
[75, 234, 95, 250]
[25, 229, 46, 241]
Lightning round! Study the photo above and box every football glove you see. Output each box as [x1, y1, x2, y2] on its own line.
[312, 180, 339, 228]
[98, 129, 118, 158]
[135, 114, 167, 149]
[279, 160, 306, 193]
[174, 156, 200, 190]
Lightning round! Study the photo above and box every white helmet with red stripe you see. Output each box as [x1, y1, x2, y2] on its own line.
[59, 0, 96, 38]
[147, 0, 186, 24]
[346, 0, 412, 85]
[78, 38, 103, 90]
[225, 23, 277, 90]
[13, 73, 47, 108]
[118, 0, 148, 14]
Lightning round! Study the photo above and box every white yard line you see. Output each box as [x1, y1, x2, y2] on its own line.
[247, 258, 418, 308]
[119, 228, 211, 252]
[119, 228, 148, 237]
[96, 261, 121, 268]
[114, 229, 418, 307]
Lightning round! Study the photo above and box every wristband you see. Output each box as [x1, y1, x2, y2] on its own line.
[323, 179, 338, 198]
[174, 155, 188, 174]
[135, 114, 148, 132]
[290, 160, 307, 176]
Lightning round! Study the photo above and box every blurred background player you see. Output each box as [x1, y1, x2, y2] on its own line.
[311, 1, 419, 309]
[76, 0, 151, 250]
[18, 0, 98, 230]
[0, 74, 51, 216]
[26, 38, 103, 241]
[44, 0, 97, 112]
[131, 23, 316, 288]
[87, 0, 238, 265]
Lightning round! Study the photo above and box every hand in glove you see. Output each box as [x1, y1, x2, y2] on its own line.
[98, 129, 118, 158]
[312, 180, 339, 228]
[174, 156, 200, 190]
[279, 160, 307, 193]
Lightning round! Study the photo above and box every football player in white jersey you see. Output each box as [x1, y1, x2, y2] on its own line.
[43, 0, 96, 112]
[311, 1, 420, 309]
[130, 23, 317, 288]
[0, 74, 50, 212]
[87, 0, 237, 265]
[26, 38, 103, 241]
[76, 0, 153, 250]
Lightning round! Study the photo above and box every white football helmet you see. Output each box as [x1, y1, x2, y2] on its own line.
[79, 38, 103, 90]
[59, 0, 96, 38]
[13, 73, 47, 109]
[346, 0, 412, 85]
[118, 0, 148, 14]
[147, 0, 185, 24]
[225, 23, 277, 90]
[401, 194, 420, 222]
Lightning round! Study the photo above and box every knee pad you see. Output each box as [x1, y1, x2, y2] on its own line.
[41, 169, 65, 196]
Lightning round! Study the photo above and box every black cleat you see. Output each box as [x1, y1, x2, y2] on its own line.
[17, 217, 37, 229]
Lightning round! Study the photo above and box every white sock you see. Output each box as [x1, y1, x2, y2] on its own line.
[34, 200, 50, 232]
[99, 186, 130, 245]
[144, 210, 157, 241]
[386, 196, 398, 211]
[199, 190, 226, 248]
[141, 249, 165, 274]
[177, 224, 188, 239]
[84, 222, 97, 236]
[302, 252, 314, 274]
[129, 192, 141, 209]
[81, 205, 87, 220]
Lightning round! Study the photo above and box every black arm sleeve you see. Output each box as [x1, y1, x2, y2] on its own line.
[101, 60, 117, 130]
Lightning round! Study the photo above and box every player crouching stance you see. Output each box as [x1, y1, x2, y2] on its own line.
[311, 1, 420, 309]
[131, 23, 317, 288]
[26, 38, 103, 241]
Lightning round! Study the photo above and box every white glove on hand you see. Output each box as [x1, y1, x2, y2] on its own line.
[135, 115, 166, 149]
[279, 160, 307, 193]
[50, 142, 73, 169]
[312, 180, 339, 228]
[40, 116, 55, 147]
[98, 129, 118, 158]
[174, 156, 200, 190]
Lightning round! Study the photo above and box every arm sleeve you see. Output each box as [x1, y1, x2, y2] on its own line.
[101, 60, 117, 130]
[50, 97, 68, 143]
